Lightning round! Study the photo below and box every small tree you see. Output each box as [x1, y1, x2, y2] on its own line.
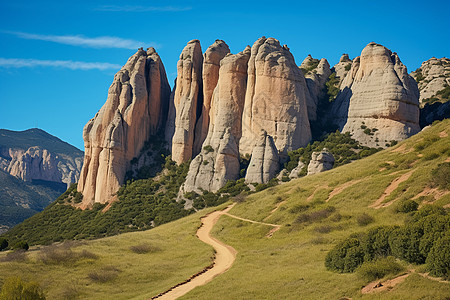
[0, 238, 8, 251]
[14, 241, 29, 251]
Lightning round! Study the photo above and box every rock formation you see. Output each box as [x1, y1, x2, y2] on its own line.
[193, 40, 230, 155]
[333, 54, 353, 86]
[289, 160, 306, 179]
[183, 47, 251, 193]
[78, 47, 170, 207]
[0, 128, 83, 188]
[307, 148, 334, 175]
[411, 57, 450, 103]
[170, 40, 204, 164]
[331, 42, 420, 147]
[301, 56, 331, 121]
[245, 130, 280, 184]
[240, 37, 312, 158]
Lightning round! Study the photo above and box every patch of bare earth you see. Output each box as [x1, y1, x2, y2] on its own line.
[326, 180, 363, 202]
[439, 131, 448, 138]
[413, 187, 450, 205]
[224, 213, 281, 238]
[361, 272, 411, 294]
[370, 171, 414, 209]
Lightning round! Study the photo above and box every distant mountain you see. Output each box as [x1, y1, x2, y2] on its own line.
[0, 128, 84, 232]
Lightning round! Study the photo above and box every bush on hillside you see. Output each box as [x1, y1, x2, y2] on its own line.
[357, 256, 405, 282]
[0, 276, 46, 300]
[396, 200, 419, 213]
[325, 237, 364, 273]
[0, 238, 7, 251]
[431, 162, 450, 190]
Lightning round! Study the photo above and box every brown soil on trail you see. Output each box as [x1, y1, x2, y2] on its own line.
[439, 131, 448, 138]
[263, 200, 286, 221]
[224, 213, 281, 238]
[361, 272, 411, 294]
[152, 205, 237, 299]
[327, 179, 362, 202]
[370, 171, 414, 209]
[413, 187, 450, 205]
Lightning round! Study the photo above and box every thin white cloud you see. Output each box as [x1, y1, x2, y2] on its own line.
[5, 31, 155, 49]
[96, 5, 192, 12]
[0, 58, 121, 70]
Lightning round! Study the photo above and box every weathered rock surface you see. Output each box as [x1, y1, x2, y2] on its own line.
[170, 40, 204, 164]
[331, 42, 420, 147]
[411, 57, 450, 103]
[333, 54, 352, 86]
[0, 128, 83, 188]
[307, 148, 334, 175]
[245, 130, 280, 184]
[240, 37, 312, 158]
[193, 40, 230, 154]
[289, 160, 306, 179]
[78, 47, 170, 207]
[183, 47, 251, 193]
[302, 56, 331, 121]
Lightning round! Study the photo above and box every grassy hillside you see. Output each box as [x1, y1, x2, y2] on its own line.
[0, 120, 448, 299]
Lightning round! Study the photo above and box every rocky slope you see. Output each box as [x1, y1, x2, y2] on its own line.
[77, 39, 426, 205]
[411, 57, 450, 104]
[77, 47, 170, 207]
[330, 42, 420, 147]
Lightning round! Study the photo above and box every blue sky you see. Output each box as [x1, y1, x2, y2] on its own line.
[0, 0, 449, 150]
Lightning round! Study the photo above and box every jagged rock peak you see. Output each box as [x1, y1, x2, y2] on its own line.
[411, 57, 450, 103]
[78, 47, 170, 207]
[240, 37, 312, 158]
[184, 46, 250, 194]
[170, 40, 204, 164]
[245, 130, 280, 184]
[339, 54, 351, 63]
[331, 42, 420, 147]
[193, 40, 231, 155]
[307, 148, 334, 175]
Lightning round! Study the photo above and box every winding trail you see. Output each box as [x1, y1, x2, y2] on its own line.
[152, 204, 237, 299]
[370, 170, 414, 209]
[224, 213, 281, 237]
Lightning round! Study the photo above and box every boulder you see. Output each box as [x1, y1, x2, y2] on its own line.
[78, 47, 170, 207]
[307, 148, 334, 175]
[170, 40, 204, 164]
[289, 160, 306, 179]
[240, 37, 312, 159]
[245, 130, 280, 184]
[331, 42, 420, 147]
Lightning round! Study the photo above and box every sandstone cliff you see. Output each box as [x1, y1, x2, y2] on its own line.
[78, 47, 170, 207]
[183, 47, 250, 193]
[411, 57, 450, 104]
[331, 42, 420, 147]
[240, 37, 312, 158]
[170, 40, 204, 164]
[333, 54, 352, 86]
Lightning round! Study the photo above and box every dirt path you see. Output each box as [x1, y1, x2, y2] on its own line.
[152, 205, 237, 300]
[263, 200, 286, 222]
[224, 213, 281, 237]
[327, 179, 362, 202]
[370, 170, 414, 209]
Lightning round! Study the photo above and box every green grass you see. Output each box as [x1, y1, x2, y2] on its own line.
[1, 120, 449, 299]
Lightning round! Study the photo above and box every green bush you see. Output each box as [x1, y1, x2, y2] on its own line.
[357, 256, 405, 282]
[325, 237, 364, 273]
[0, 238, 8, 251]
[356, 213, 374, 226]
[14, 241, 29, 251]
[203, 145, 214, 153]
[396, 200, 419, 213]
[425, 235, 450, 278]
[0, 276, 46, 300]
[431, 162, 450, 189]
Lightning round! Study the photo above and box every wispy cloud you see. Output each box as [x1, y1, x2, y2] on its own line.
[0, 58, 121, 70]
[95, 5, 192, 12]
[5, 31, 155, 49]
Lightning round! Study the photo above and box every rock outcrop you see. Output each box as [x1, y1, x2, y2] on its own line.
[331, 42, 420, 147]
[78, 47, 170, 207]
[170, 40, 204, 164]
[289, 160, 306, 179]
[183, 47, 251, 193]
[193, 40, 230, 154]
[333, 54, 352, 86]
[307, 148, 334, 175]
[240, 37, 312, 158]
[411, 57, 450, 104]
[302, 56, 331, 121]
[245, 131, 280, 184]
[0, 128, 83, 188]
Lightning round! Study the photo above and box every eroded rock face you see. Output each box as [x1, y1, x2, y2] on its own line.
[240, 37, 312, 158]
[333, 54, 352, 86]
[0, 147, 82, 187]
[331, 42, 420, 147]
[170, 40, 204, 164]
[307, 148, 334, 175]
[289, 160, 306, 179]
[183, 47, 251, 193]
[245, 130, 280, 184]
[78, 47, 170, 207]
[302, 57, 331, 121]
[193, 40, 230, 155]
[411, 57, 450, 103]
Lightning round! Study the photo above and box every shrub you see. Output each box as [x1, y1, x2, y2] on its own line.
[325, 237, 364, 273]
[314, 225, 333, 234]
[0, 276, 45, 300]
[129, 243, 160, 254]
[14, 241, 29, 251]
[203, 145, 214, 153]
[0, 238, 8, 251]
[431, 162, 450, 189]
[39, 244, 98, 265]
[425, 235, 450, 278]
[396, 200, 419, 213]
[0, 250, 27, 262]
[356, 213, 374, 226]
[88, 266, 120, 283]
[344, 63, 351, 71]
[357, 256, 405, 282]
